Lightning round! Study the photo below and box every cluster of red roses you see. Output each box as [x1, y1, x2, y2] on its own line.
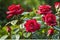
[24, 4, 57, 36]
[6, 2, 60, 36]
[6, 4, 24, 19]
[37, 5, 57, 26]
[6, 4, 41, 32]
[36, 5, 58, 35]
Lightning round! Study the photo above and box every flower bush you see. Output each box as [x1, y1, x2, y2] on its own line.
[0, 0, 60, 39]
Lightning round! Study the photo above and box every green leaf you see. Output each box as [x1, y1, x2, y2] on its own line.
[23, 32, 31, 38]
[37, 21, 47, 28]
[19, 24, 24, 29]
[31, 32, 41, 39]
[21, 12, 29, 15]
[11, 20, 18, 25]
[53, 26, 60, 31]
[58, 8, 60, 12]
[15, 35, 20, 40]
[19, 20, 26, 29]
[19, 32, 22, 37]
[37, 21, 42, 24]
[52, 34, 59, 39]
[11, 34, 20, 40]
[12, 28, 19, 34]
[5, 22, 11, 26]
[33, 16, 41, 20]
[0, 35, 8, 40]
[56, 16, 59, 20]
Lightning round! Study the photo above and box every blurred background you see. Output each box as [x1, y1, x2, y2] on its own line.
[0, 0, 60, 26]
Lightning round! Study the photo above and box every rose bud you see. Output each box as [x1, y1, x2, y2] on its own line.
[54, 2, 60, 9]
[7, 26, 11, 33]
[47, 28, 54, 36]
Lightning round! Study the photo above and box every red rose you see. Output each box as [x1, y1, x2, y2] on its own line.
[37, 5, 52, 15]
[47, 28, 54, 36]
[54, 2, 60, 8]
[6, 4, 24, 19]
[45, 13, 57, 26]
[24, 19, 40, 32]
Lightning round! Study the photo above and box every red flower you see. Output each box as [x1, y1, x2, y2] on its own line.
[47, 28, 54, 36]
[37, 5, 52, 15]
[54, 2, 60, 8]
[24, 19, 40, 32]
[7, 26, 11, 32]
[6, 4, 24, 19]
[45, 13, 57, 26]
